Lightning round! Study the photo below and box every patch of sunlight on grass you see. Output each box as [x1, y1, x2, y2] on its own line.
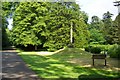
[64, 66, 73, 72]
[47, 70, 56, 74]
[46, 58, 59, 62]
[50, 64, 65, 68]
[91, 68, 97, 70]
[62, 73, 79, 78]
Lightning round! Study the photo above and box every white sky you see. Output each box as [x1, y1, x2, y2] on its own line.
[8, 18, 13, 30]
[76, 0, 118, 22]
[8, 0, 119, 29]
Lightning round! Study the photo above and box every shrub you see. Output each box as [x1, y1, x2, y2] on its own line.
[85, 46, 101, 54]
[90, 47, 101, 54]
[85, 46, 90, 52]
[117, 46, 120, 59]
[107, 44, 120, 59]
[84, 46, 92, 52]
[88, 44, 113, 52]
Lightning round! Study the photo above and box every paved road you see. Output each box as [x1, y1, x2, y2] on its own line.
[2, 50, 41, 80]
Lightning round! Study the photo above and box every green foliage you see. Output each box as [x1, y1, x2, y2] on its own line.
[113, 14, 120, 44]
[43, 2, 89, 49]
[102, 11, 115, 44]
[12, 2, 48, 48]
[11, 2, 89, 50]
[108, 44, 120, 59]
[90, 47, 101, 54]
[2, 28, 10, 47]
[87, 44, 113, 52]
[2, 2, 13, 18]
[89, 12, 119, 45]
[84, 46, 92, 52]
[89, 16, 105, 44]
[89, 29, 105, 44]
[2, 2, 19, 47]
[85, 46, 101, 54]
[2, 2, 12, 47]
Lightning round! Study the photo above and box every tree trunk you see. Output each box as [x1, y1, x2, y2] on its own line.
[35, 46, 37, 51]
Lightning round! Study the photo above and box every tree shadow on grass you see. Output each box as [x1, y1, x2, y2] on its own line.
[19, 54, 120, 79]
[48, 48, 120, 73]
[78, 74, 120, 80]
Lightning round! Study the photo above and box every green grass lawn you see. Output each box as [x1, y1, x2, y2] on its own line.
[18, 48, 120, 80]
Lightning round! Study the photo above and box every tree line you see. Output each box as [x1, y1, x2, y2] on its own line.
[89, 11, 120, 45]
[2, 2, 120, 51]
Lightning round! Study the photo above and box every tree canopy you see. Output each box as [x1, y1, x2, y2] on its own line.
[2, 2, 119, 51]
[10, 2, 89, 51]
[88, 16, 105, 44]
[2, 2, 13, 47]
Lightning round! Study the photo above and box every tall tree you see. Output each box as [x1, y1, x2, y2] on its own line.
[2, 2, 19, 47]
[102, 11, 114, 44]
[89, 16, 105, 44]
[112, 14, 120, 44]
[43, 2, 89, 50]
[2, 2, 13, 47]
[12, 2, 48, 50]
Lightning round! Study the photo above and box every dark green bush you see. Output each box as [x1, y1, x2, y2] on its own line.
[85, 46, 101, 54]
[84, 46, 92, 52]
[107, 44, 120, 59]
[117, 46, 120, 59]
[90, 47, 101, 54]
[85, 46, 90, 52]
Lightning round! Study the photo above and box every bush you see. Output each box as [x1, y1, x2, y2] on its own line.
[107, 44, 120, 59]
[88, 44, 113, 52]
[85, 46, 101, 54]
[84, 46, 92, 52]
[90, 47, 101, 54]
[85, 46, 90, 52]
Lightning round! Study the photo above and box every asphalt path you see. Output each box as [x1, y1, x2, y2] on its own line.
[2, 49, 41, 80]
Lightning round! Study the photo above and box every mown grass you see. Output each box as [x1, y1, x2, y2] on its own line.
[18, 48, 120, 80]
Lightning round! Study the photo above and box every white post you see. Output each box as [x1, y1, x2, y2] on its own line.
[70, 22, 73, 43]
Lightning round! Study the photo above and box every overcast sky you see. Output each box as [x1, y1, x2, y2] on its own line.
[8, 0, 119, 29]
[76, 0, 118, 22]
